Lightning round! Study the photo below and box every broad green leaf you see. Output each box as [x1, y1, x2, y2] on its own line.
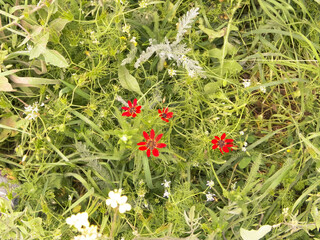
[239, 157, 252, 169]
[29, 33, 49, 59]
[204, 82, 219, 95]
[208, 48, 225, 60]
[240, 225, 272, 240]
[49, 18, 71, 32]
[221, 60, 243, 75]
[199, 18, 225, 42]
[42, 49, 69, 68]
[118, 66, 142, 95]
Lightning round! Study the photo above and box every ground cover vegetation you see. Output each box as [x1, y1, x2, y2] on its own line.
[0, 0, 320, 239]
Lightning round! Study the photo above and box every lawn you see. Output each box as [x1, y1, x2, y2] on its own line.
[0, 0, 320, 239]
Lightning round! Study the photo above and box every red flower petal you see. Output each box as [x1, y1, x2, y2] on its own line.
[211, 139, 218, 144]
[150, 129, 155, 139]
[147, 149, 151, 157]
[164, 108, 168, 113]
[225, 144, 233, 148]
[219, 148, 224, 154]
[137, 142, 146, 146]
[122, 112, 131, 117]
[132, 113, 137, 118]
[156, 143, 166, 148]
[136, 109, 141, 114]
[152, 148, 159, 157]
[212, 145, 218, 149]
[122, 107, 129, 110]
[143, 131, 149, 140]
[215, 136, 220, 140]
[139, 146, 147, 151]
[166, 112, 173, 118]
[225, 139, 233, 143]
[155, 133, 163, 142]
[128, 100, 132, 107]
[221, 133, 226, 140]
[222, 146, 229, 153]
[162, 118, 169, 122]
[136, 106, 142, 111]
[133, 98, 137, 106]
[158, 109, 162, 114]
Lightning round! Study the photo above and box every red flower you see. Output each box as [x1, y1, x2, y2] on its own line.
[137, 129, 166, 157]
[158, 108, 173, 122]
[122, 98, 141, 117]
[211, 133, 234, 154]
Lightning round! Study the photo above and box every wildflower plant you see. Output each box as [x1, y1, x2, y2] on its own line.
[122, 8, 205, 78]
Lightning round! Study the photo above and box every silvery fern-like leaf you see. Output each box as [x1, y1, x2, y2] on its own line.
[174, 7, 199, 45]
[131, 8, 205, 78]
[121, 46, 137, 66]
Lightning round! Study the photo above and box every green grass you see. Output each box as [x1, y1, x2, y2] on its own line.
[0, 0, 320, 239]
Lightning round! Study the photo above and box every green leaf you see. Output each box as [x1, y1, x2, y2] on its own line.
[142, 153, 154, 189]
[42, 49, 69, 68]
[49, 18, 71, 32]
[118, 66, 142, 95]
[199, 18, 225, 42]
[208, 48, 225, 60]
[29, 33, 49, 59]
[240, 225, 272, 240]
[221, 60, 243, 75]
[204, 82, 220, 95]
[239, 157, 252, 169]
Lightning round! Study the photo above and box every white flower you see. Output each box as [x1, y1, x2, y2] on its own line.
[168, 68, 176, 77]
[130, 37, 137, 46]
[242, 79, 251, 88]
[260, 86, 266, 93]
[66, 212, 89, 231]
[122, 24, 131, 34]
[282, 207, 289, 217]
[188, 70, 196, 78]
[243, 142, 248, 147]
[239, 131, 244, 135]
[120, 135, 128, 143]
[161, 179, 171, 188]
[163, 190, 170, 198]
[206, 192, 216, 202]
[139, 0, 148, 8]
[106, 189, 131, 213]
[74, 224, 102, 240]
[242, 147, 247, 152]
[24, 102, 42, 120]
[206, 180, 214, 189]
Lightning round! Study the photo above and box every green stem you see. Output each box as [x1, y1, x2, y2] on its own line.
[110, 209, 118, 239]
[211, 163, 226, 192]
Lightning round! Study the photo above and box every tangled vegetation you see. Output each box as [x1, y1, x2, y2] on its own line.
[0, 0, 320, 239]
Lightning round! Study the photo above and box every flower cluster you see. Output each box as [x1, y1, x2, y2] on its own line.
[24, 102, 43, 120]
[66, 212, 101, 240]
[206, 192, 217, 202]
[161, 179, 171, 198]
[106, 189, 131, 213]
